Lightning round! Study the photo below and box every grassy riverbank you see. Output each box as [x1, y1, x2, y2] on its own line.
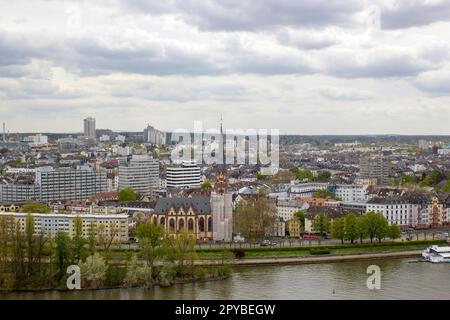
[194, 240, 447, 260]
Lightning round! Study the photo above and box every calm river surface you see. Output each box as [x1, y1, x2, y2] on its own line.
[1, 258, 449, 300]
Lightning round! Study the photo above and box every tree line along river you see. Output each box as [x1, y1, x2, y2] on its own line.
[1, 257, 450, 300]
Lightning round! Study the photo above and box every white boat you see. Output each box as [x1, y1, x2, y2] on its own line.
[422, 245, 450, 263]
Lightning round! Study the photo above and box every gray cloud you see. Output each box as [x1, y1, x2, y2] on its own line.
[415, 70, 450, 95]
[380, 0, 450, 29]
[122, 0, 365, 31]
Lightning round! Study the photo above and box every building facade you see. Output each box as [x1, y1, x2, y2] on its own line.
[0, 167, 107, 203]
[166, 161, 201, 189]
[143, 125, 166, 146]
[0, 212, 129, 242]
[276, 198, 309, 222]
[83, 117, 96, 139]
[118, 155, 159, 195]
[151, 197, 213, 240]
[360, 155, 389, 185]
[36, 167, 107, 202]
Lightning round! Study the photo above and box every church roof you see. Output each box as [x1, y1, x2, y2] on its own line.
[154, 196, 211, 214]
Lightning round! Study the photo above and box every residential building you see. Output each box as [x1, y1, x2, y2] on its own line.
[332, 184, 369, 203]
[0, 212, 129, 242]
[84, 117, 96, 139]
[143, 125, 166, 146]
[36, 167, 107, 202]
[366, 196, 415, 226]
[287, 218, 301, 238]
[289, 182, 369, 203]
[276, 198, 309, 222]
[270, 218, 286, 237]
[118, 155, 159, 195]
[0, 167, 107, 203]
[360, 155, 389, 185]
[23, 134, 48, 146]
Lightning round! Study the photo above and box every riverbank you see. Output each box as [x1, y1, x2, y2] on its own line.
[196, 249, 423, 267]
[192, 240, 448, 266]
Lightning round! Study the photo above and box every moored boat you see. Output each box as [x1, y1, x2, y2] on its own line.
[422, 245, 450, 263]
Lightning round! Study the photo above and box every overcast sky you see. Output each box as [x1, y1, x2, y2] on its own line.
[0, 0, 449, 135]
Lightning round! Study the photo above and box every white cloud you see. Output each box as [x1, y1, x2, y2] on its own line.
[0, 0, 449, 134]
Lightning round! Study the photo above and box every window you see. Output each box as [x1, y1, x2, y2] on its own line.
[178, 219, 185, 230]
[207, 217, 212, 232]
[199, 217, 205, 232]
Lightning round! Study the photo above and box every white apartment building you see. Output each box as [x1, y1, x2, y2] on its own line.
[23, 134, 48, 146]
[276, 198, 309, 222]
[36, 166, 107, 202]
[289, 182, 369, 203]
[289, 182, 328, 198]
[0, 167, 107, 203]
[118, 155, 159, 195]
[166, 161, 201, 189]
[0, 212, 129, 242]
[333, 185, 369, 203]
[366, 197, 416, 226]
[143, 125, 166, 146]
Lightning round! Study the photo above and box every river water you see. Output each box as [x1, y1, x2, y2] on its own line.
[1, 258, 449, 300]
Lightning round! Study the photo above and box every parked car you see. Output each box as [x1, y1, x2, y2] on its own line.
[260, 240, 277, 247]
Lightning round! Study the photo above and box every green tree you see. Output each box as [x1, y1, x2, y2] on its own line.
[312, 213, 330, 236]
[124, 254, 153, 287]
[136, 221, 164, 277]
[79, 253, 108, 288]
[54, 231, 72, 276]
[356, 216, 367, 243]
[363, 212, 389, 243]
[119, 188, 137, 202]
[290, 168, 314, 181]
[294, 211, 306, 232]
[387, 224, 401, 240]
[21, 203, 51, 214]
[316, 171, 332, 182]
[164, 229, 197, 277]
[331, 217, 345, 244]
[344, 213, 359, 244]
[87, 222, 97, 255]
[200, 181, 212, 189]
[234, 198, 277, 241]
[313, 189, 337, 199]
[72, 216, 87, 262]
[442, 180, 450, 193]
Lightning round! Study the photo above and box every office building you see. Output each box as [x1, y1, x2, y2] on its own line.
[166, 161, 201, 189]
[118, 155, 159, 195]
[84, 117, 96, 139]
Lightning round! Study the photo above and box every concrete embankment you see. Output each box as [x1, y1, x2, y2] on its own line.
[197, 250, 423, 267]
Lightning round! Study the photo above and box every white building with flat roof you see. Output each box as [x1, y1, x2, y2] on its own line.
[0, 211, 129, 242]
[118, 155, 159, 195]
[166, 161, 201, 189]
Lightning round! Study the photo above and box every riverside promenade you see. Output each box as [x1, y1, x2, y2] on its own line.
[197, 250, 423, 267]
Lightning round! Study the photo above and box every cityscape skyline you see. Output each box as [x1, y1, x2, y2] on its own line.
[0, 1, 450, 134]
